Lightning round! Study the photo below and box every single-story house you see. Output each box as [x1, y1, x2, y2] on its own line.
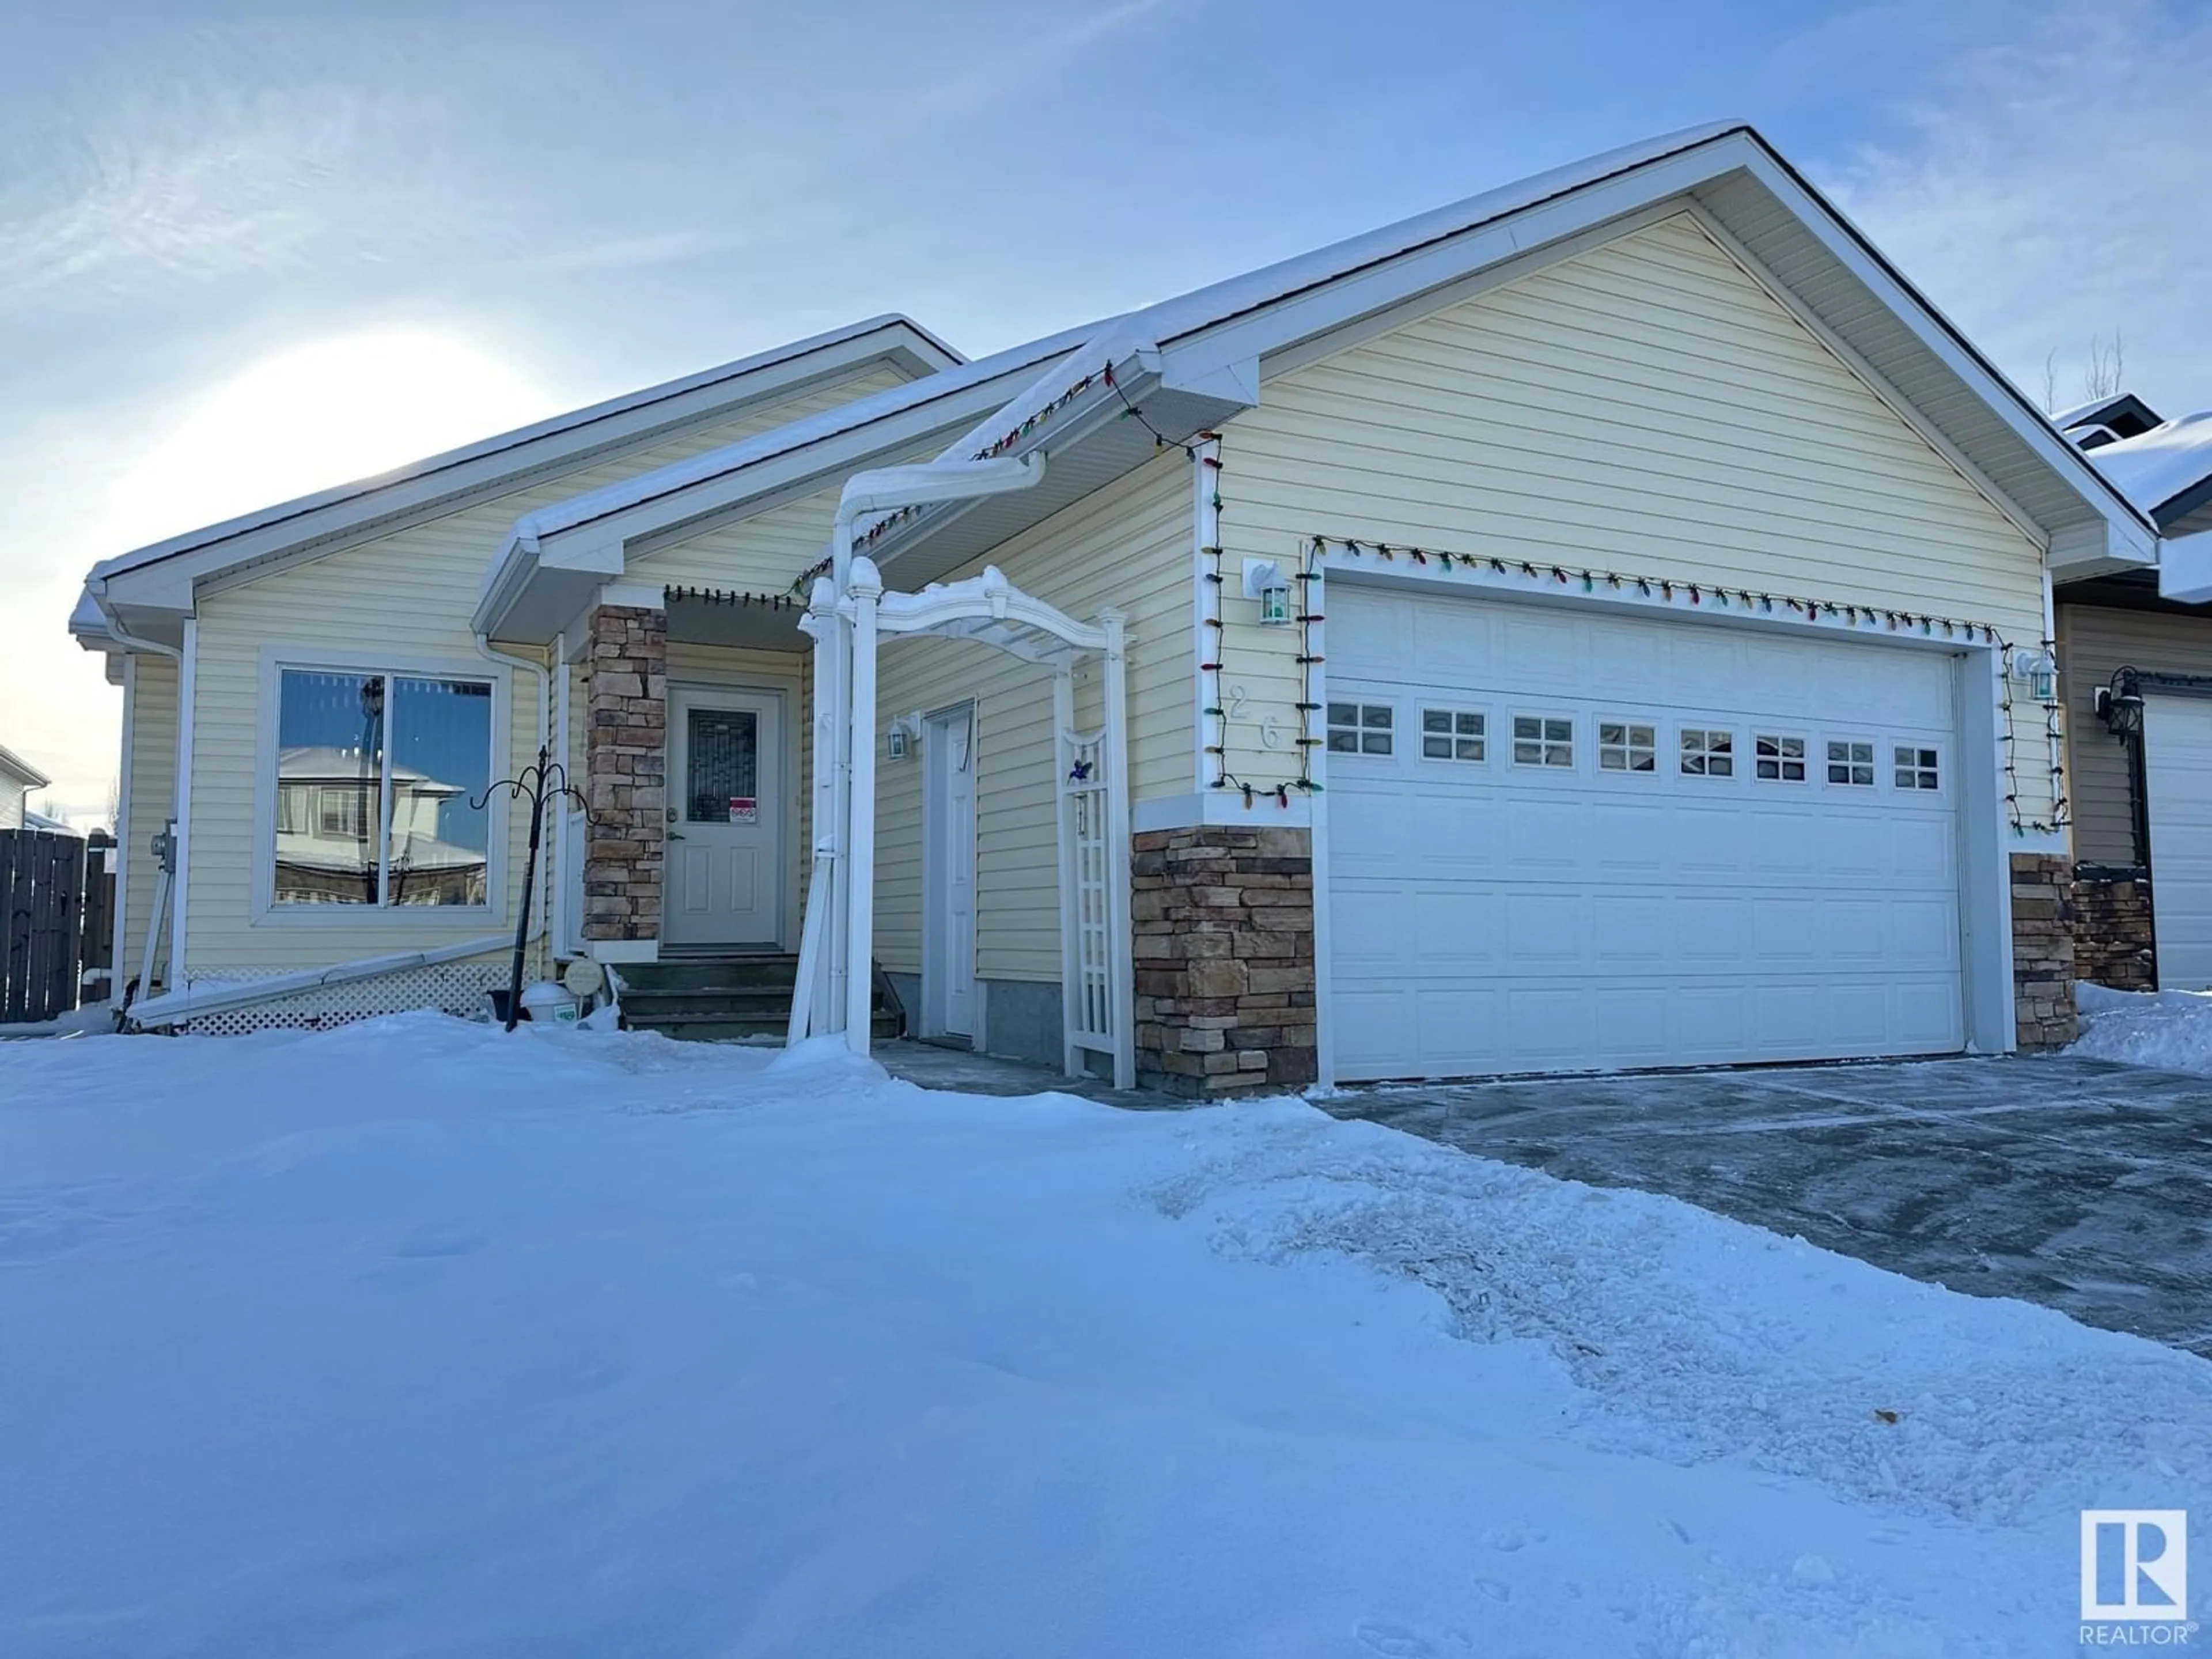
[2052, 399, 2212, 991]
[0, 743, 52, 832]
[75, 120, 2158, 1089]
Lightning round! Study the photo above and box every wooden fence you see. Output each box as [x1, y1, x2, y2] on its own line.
[1, 828, 112, 1025]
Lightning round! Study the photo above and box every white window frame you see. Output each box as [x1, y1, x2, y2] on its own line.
[1754, 733, 1808, 783]
[1327, 700, 1396, 757]
[1894, 743, 1943, 791]
[1419, 706, 1487, 763]
[1510, 713, 1575, 770]
[252, 647, 509, 927]
[1825, 737, 1878, 789]
[1679, 726, 1736, 778]
[1596, 718, 1657, 774]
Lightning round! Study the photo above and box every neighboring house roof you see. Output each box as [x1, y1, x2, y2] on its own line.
[77, 315, 963, 646]
[0, 743, 52, 791]
[2083, 413, 2212, 536]
[2052, 392, 2165, 450]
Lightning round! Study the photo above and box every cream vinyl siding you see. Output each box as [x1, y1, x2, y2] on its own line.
[630, 440, 938, 594]
[2058, 601, 2212, 867]
[1217, 211, 2051, 815]
[118, 653, 179, 987]
[872, 450, 1192, 983]
[181, 365, 908, 974]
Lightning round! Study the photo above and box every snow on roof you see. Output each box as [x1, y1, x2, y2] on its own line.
[2085, 412, 2212, 520]
[90, 314, 959, 585]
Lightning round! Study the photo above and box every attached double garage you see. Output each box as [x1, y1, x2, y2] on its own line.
[1322, 581, 2010, 1082]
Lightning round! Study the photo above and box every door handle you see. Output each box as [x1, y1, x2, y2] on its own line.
[668, 830, 685, 841]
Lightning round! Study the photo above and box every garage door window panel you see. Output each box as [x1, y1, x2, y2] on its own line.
[1894, 746, 1941, 791]
[1597, 721, 1656, 773]
[1422, 709, 1486, 763]
[1328, 702, 1395, 756]
[1827, 740, 1876, 787]
[1756, 735, 1807, 782]
[1512, 715, 1574, 768]
[1680, 728, 1735, 778]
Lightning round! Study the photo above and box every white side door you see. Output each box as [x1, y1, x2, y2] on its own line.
[664, 688, 781, 949]
[2143, 695, 2212, 988]
[922, 704, 979, 1038]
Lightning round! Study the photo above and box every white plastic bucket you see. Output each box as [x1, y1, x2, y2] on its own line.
[519, 980, 581, 1025]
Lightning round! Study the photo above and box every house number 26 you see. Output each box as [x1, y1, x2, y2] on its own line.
[1226, 684, 1285, 750]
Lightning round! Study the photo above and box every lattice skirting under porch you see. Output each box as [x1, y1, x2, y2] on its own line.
[175, 960, 510, 1036]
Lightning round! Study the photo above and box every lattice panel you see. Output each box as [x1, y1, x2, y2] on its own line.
[176, 960, 510, 1036]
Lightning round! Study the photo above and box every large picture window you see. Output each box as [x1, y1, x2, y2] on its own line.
[272, 668, 494, 908]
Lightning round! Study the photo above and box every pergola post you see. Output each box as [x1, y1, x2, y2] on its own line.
[1099, 609, 1134, 1090]
[789, 578, 842, 1044]
[843, 556, 884, 1055]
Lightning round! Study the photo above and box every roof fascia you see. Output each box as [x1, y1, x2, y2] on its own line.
[96, 320, 953, 614]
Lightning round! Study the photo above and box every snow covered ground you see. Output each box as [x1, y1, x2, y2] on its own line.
[2, 1017, 2206, 1657]
[2073, 979, 2212, 1077]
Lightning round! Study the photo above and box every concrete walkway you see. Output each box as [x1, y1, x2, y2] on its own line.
[1323, 1055, 2212, 1358]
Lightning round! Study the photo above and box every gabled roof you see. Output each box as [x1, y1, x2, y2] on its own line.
[471, 321, 1103, 639]
[81, 314, 961, 643]
[842, 122, 2156, 586]
[2054, 392, 2165, 450]
[2086, 413, 2212, 533]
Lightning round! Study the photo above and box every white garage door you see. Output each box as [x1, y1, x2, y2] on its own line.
[1326, 587, 1967, 1080]
[2144, 695, 2212, 990]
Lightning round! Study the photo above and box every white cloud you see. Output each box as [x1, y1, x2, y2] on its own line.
[1823, 0, 2212, 416]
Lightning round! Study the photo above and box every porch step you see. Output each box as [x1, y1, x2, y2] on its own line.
[615, 954, 904, 1044]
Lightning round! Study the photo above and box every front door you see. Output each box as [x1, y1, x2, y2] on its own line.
[665, 687, 781, 948]
[922, 703, 978, 1039]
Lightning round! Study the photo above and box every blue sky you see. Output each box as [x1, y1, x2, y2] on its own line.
[3, 0, 2206, 811]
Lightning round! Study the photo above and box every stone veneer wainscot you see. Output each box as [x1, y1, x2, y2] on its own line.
[1132, 825, 1317, 1096]
[582, 604, 667, 943]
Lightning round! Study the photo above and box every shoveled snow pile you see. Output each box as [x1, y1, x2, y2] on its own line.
[2072, 979, 2212, 1076]
[3, 1017, 2206, 1657]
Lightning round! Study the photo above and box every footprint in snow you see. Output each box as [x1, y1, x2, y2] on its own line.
[1353, 1619, 1435, 1656]
[1480, 1523, 1543, 1552]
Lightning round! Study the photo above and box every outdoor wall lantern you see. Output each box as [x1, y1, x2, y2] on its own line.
[2095, 665, 2145, 738]
[1243, 558, 1292, 626]
[2008, 645, 2058, 705]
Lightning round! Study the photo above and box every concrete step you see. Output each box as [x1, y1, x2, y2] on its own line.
[616, 955, 904, 1045]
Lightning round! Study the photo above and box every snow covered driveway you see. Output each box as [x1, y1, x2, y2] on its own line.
[2, 1017, 2207, 1657]
[1328, 1052, 2212, 1357]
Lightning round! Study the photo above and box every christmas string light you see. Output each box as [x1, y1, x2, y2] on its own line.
[1314, 533, 2066, 835]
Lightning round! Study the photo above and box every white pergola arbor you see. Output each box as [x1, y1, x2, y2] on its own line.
[788, 553, 1135, 1090]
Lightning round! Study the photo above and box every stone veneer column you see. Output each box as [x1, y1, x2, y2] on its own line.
[1131, 825, 1317, 1096]
[2010, 853, 2078, 1049]
[2072, 868, 2156, 993]
[582, 604, 667, 944]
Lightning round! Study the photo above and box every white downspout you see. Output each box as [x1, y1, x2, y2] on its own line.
[475, 633, 554, 956]
[97, 610, 183, 1007]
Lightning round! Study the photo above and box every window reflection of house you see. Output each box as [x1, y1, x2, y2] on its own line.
[272, 747, 488, 907]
